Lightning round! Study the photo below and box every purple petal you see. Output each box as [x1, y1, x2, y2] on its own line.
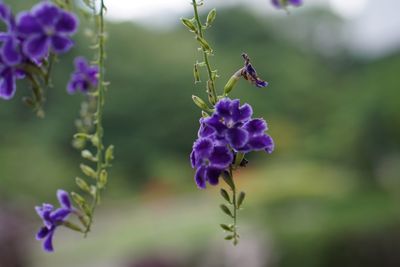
[16, 12, 42, 35]
[289, 0, 303, 6]
[50, 208, 70, 221]
[57, 189, 71, 209]
[204, 114, 227, 134]
[36, 226, 50, 240]
[23, 35, 50, 60]
[198, 119, 216, 138]
[232, 102, 253, 122]
[55, 11, 78, 34]
[74, 56, 88, 72]
[43, 229, 55, 252]
[32, 2, 60, 27]
[226, 127, 249, 150]
[255, 79, 268, 88]
[193, 138, 213, 159]
[190, 150, 196, 168]
[209, 145, 233, 169]
[51, 35, 73, 53]
[205, 167, 221, 186]
[0, 68, 16, 100]
[244, 118, 267, 135]
[2, 37, 22, 65]
[248, 134, 275, 152]
[215, 98, 232, 119]
[246, 64, 257, 78]
[0, 3, 12, 22]
[194, 167, 206, 189]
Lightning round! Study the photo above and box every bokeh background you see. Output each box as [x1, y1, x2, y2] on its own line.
[1, 0, 400, 266]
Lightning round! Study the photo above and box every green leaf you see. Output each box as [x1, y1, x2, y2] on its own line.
[220, 204, 233, 218]
[237, 191, 246, 208]
[220, 224, 233, 232]
[220, 189, 231, 203]
[221, 171, 235, 190]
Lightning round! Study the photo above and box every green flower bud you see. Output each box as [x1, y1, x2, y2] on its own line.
[192, 95, 212, 112]
[220, 204, 233, 218]
[237, 191, 246, 208]
[80, 164, 97, 179]
[75, 177, 91, 193]
[181, 18, 197, 32]
[193, 63, 201, 83]
[206, 8, 217, 27]
[196, 36, 212, 53]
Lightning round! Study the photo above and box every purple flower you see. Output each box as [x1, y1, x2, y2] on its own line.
[271, 0, 303, 9]
[67, 57, 99, 94]
[190, 138, 233, 189]
[0, 3, 23, 66]
[16, 1, 78, 61]
[0, 61, 24, 100]
[35, 190, 74, 252]
[190, 98, 274, 188]
[241, 53, 268, 88]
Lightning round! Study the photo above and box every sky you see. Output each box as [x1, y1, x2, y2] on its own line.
[105, 0, 400, 58]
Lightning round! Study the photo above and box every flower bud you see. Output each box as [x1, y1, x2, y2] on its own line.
[206, 8, 217, 27]
[80, 164, 97, 179]
[196, 36, 212, 53]
[192, 95, 212, 112]
[181, 17, 197, 32]
[193, 63, 201, 83]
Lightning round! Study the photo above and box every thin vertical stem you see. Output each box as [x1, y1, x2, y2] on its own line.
[84, 0, 106, 234]
[191, 0, 218, 105]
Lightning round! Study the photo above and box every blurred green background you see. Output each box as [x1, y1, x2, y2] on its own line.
[0, 1, 399, 267]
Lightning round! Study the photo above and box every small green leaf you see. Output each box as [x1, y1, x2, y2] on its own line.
[220, 204, 233, 218]
[75, 177, 91, 193]
[220, 224, 233, 232]
[80, 164, 97, 179]
[221, 171, 235, 190]
[220, 189, 231, 203]
[237, 191, 246, 208]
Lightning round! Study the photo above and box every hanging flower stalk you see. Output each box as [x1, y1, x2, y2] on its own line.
[182, 0, 274, 245]
[34, 0, 113, 252]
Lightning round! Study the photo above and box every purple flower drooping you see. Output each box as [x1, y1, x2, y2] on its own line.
[35, 190, 74, 252]
[67, 57, 99, 94]
[241, 53, 268, 88]
[190, 138, 233, 189]
[0, 3, 25, 100]
[190, 98, 274, 189]
[16, 1, 78, 61]
[271, 0, 303, 9]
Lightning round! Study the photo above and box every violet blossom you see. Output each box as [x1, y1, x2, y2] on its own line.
[35, 190, 74, 252]
[67, 56, 99, 94]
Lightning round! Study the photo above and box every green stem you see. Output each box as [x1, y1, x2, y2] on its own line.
[229, 167, 239, 245]
[191, 0, 218, 105]
[84, 0, 106, 234]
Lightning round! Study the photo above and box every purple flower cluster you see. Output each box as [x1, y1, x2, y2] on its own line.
[0, 1, 78, 100]
[67, 57, 99, 94]
[35, 190, 74, 252]
[271, 0, 303, 9]
[190, 98, 274, 189]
